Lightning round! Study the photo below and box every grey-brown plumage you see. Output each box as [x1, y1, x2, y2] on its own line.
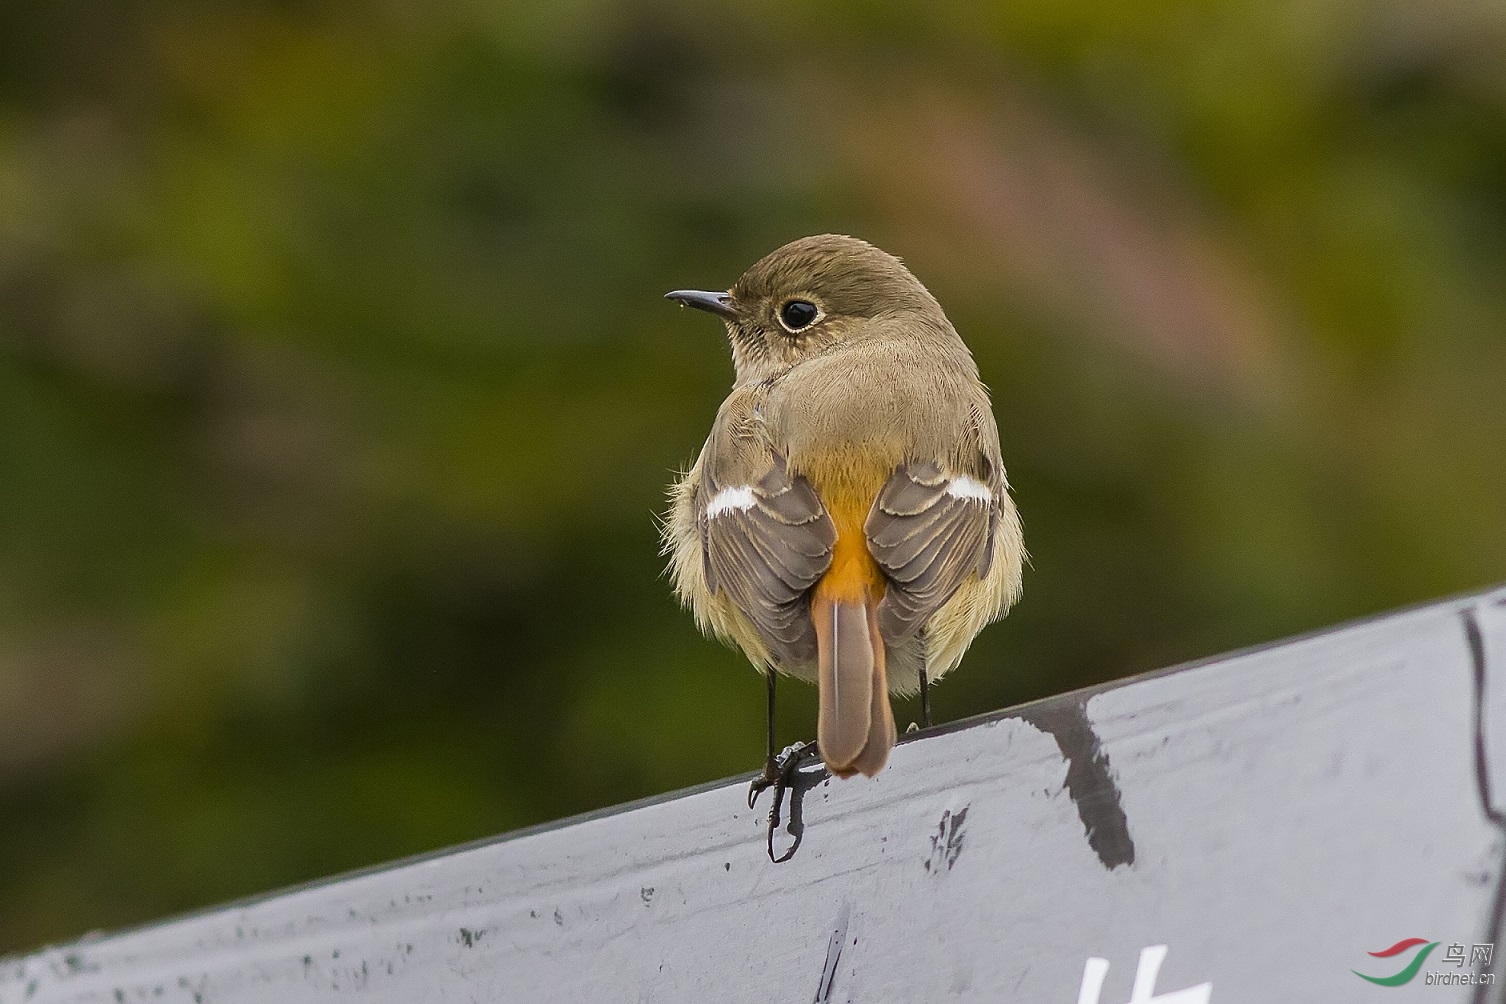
[868, 459, 997, 644]
[664, 235, 1024, 780]
[700, 454, 834, 667]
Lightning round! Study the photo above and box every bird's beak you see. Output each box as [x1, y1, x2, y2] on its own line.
[664, 289, 739, 320]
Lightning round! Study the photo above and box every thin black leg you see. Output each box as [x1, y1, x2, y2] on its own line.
[748, 671, 779, 809]
[746, 670, 826, 861]
[764, 670, 777, 776]
[918, 662, 931, 729]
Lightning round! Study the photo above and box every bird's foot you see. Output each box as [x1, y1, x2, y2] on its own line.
[748, 741, 826, 863]
[748, 740, 818, 809]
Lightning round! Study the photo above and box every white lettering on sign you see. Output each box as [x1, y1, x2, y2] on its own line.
[1077, 945, 1212, 1004]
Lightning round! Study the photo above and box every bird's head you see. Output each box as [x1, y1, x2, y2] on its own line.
[666, 234, 946, 385]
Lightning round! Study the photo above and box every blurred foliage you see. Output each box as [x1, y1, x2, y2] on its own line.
[1, 0, 1504, 953]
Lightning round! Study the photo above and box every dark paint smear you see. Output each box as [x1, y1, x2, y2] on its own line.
[1463, 607, 1505, 1004]
[1019, 700, 1135, 870]
[813, 902, 850, 1004]
[924, 806, 969, 873]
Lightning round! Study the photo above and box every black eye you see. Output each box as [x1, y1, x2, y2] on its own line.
[779, 299, 819, 331]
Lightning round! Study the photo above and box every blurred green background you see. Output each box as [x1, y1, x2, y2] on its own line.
[1, 0, 1504, 954]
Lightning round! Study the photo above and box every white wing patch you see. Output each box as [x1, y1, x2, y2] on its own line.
[945, 476, 993, 503]
[705, 485, 757, 519]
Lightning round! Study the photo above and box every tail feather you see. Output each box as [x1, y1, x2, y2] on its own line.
[847, 600, 895, 777]
[813, 593, 895, 778]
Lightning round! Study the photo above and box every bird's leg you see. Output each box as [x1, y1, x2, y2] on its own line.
[762, 740, 825, 863]
[750, 736, 822, 817]
[918, 661, 931, 729]
[745, 669, 826, 862]
[747, 671, 780, 808]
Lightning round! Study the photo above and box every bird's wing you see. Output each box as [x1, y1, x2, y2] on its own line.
[700, 452, 836, 668]
[866, 459, 997, 644]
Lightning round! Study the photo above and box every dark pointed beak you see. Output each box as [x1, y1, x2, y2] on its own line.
[664, 289, 739, 319]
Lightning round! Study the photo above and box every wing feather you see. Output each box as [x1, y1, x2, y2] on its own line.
[867, 460, 996, 643]
[701, 456, 835, 666]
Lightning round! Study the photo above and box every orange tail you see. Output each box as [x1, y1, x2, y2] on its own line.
[812, 592, 895, 778]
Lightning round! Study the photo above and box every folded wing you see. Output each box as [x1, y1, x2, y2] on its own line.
[701, 456, 837, 666]
[866, 460, 996, 644]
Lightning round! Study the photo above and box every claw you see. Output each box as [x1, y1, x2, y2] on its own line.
[747, 772, 774, 810]
[750, 741, 826, 863]
[749, 741, 811, 810]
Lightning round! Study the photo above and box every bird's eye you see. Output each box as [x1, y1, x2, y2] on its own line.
[779, 299, 820, 332]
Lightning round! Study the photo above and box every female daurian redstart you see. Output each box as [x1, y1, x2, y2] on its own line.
[664, 234, 1024, 784]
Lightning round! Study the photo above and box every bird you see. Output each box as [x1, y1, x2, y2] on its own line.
[663, 234, 1024, 787]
